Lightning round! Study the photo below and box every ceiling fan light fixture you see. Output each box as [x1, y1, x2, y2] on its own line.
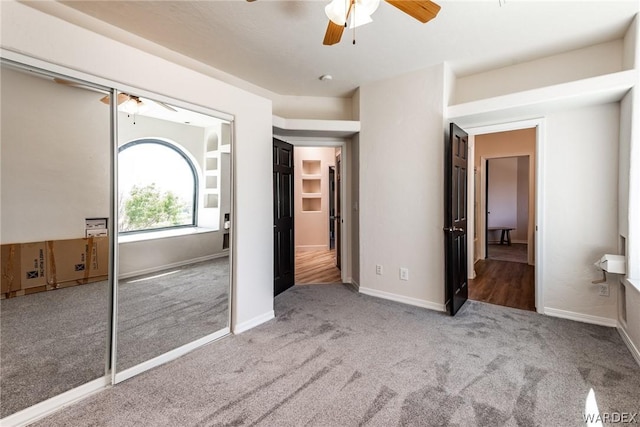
[121, 97, 147, 115]
[325, 0, 380, 28]
[325, 0, 348, 26]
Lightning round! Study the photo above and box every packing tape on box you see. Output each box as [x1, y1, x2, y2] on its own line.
[83, 237, 94, 284]
[47, 240, 58, 287]
[3, 245, 17, 289]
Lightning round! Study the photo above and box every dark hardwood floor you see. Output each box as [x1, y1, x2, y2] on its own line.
[295, 249, 342, 285]
[469, 259, 535, 311]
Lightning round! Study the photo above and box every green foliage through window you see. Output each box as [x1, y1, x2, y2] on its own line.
[120, 183, 189, 232]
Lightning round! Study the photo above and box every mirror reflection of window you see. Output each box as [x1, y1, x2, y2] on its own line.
[118, 140, 198, 233]
[115, 93, 232, 376]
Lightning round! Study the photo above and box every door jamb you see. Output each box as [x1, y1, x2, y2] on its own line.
[464, 118, 545, 314]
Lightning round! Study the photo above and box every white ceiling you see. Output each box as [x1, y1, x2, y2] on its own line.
[47, 0, 640, 98]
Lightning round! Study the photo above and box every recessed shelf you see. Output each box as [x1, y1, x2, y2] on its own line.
[205, 194, 219, 208]
[206, 133, 219, 152]
[206, 175, 218, 189]
[302, 179, 321, 194]
[302, 160, 321, 175]
[302, 197, 321, 212]
[206, 158, 218, 171]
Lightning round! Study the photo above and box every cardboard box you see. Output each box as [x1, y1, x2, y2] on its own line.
[1, 244, 21, 293]
[47, 237, 109, 286]
[1, 242, 48, 292]
[21, 242, 48, 289]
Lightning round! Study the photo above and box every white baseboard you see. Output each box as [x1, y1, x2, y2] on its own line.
[359, 286, 446, 312]
[233, 310, 275, 334]
[119, 252, 228, 280]
[618, 324, 640, 367]
[295, 245, 328, 252]
[544, 307, 618, 327]
[1, 376, 109, 427]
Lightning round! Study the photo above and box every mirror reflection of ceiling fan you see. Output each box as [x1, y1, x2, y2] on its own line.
[52, 78, 177, 114]
[99, 93, 178, 114]
[246, 0, 440, 46]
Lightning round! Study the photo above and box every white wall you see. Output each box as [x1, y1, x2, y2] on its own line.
[516, 156, 529, 242]
[543, 103, 620, 322]
[487, 157, 518, 230]
[454, 40, 624, 104]
[485, 156, 529, 243]
[358, 65, 446, 310]
[1, 1, 274, 329]
[620, 14, 640, 362]
[118, 231, 225, 278]
[272, 94, 352, 120]
[1, 66, 110, 243]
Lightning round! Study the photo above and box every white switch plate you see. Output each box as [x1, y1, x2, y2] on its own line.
[376, 265, 383, 275]
[400, 268, 409, 281]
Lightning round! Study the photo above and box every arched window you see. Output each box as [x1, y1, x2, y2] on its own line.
[118, 139, 198, 233]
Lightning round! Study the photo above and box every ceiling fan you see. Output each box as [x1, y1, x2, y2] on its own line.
[99, 93, 178, 114]
[53, 78, 177, 113]
[323, 0, 441, 45]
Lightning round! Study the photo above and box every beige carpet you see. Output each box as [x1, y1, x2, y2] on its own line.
[31, 284, 640, 427]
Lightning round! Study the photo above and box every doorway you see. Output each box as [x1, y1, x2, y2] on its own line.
[294, 146, 343, 285]
[466, 123, 540, 312]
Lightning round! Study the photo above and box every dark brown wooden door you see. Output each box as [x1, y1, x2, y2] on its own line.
[273, 138, 295, 296]
[335, 153, 342, 270]
[444, 123, 469, 315]
[329, 166, 336, 250]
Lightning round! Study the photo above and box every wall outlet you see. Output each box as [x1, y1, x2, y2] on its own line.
[376, 264, 383, 275]
[400, 267, 409, 281]
[598, 283, 610, 297]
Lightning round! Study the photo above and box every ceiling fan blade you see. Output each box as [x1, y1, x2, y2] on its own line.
[323, 20, 345, 45]
[385, 0, 441, 23]
[100, 93, 130, 105]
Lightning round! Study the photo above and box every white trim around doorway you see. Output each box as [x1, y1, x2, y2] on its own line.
[271, 136, 351, 285]
[464, 118, 546, 314]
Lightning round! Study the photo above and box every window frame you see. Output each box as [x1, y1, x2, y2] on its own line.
[117, 138, 199, 234]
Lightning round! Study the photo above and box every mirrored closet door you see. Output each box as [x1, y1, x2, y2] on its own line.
[114, 91, 232, 377]
[0, 60, 233, 421]
[0, 62, 112, 417]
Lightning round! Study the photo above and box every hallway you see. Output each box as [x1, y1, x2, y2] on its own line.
[295, 249, 341, 284]
[469, 256, 535, 311]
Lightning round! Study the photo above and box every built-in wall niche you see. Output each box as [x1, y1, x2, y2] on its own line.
[206, 157, 218, 171]
[302, 179, 321, 194]
[207, 133, 219, 152]
[302, 197, 321, 212]
[205, 193, 219, 209]
[301, 160, 322, 212]
[206, 175, 218, 189]
[302, 160, 321, 176]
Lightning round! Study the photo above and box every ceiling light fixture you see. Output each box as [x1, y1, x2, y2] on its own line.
[319, 74, 333, 81]
[325, 0, 380, 29]
[120, 96, 147, 115]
